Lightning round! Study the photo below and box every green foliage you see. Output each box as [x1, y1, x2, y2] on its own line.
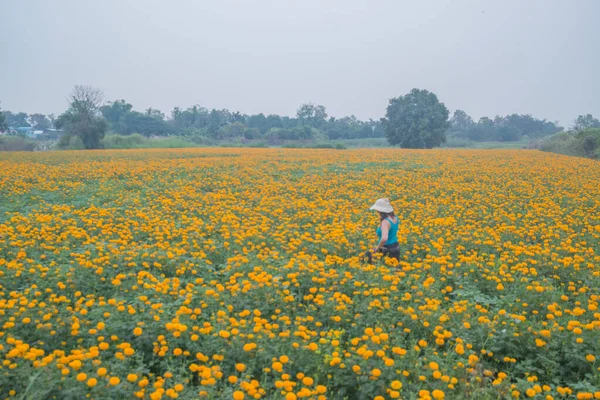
[56, 86, 107, 149]
[383, 88, 450, 148]
[0, 135, 36, 151]
[297, 103, 328, 129]
[218, 122, 260, 140]
[56, 133, 85, 150]
[100, 134, 197, 149]
[7, 97, 386, 149]
[100, 100, 133, 132]
[576, 128, 600, 158]
[101, 133, 146, 149]
[447, 111, 562, 142]
[336, 138, 388, 148]
[120, 112, 172, 136]
[441, 137, 473, 148]
[0, 106, 8, 132]
[65, 135, 85, 150]
[265, 126, 322, 142]
[574, 114, 600, 131]
[540, 128, 600, 159]
[178, 128, 210, 144]
[2, 110, 30, 128]
[29, 113, 51, 130]
[540, 132, 579, 156]
[100, 101, 172, 136]
[248, 141, 268, 148]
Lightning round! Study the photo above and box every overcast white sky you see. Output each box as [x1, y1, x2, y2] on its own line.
[1, 0, 599, 126]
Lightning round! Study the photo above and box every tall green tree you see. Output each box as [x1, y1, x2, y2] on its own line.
[120, 112, 171, 136]
[447, 110, 475, 139]
[29, 113, 51, 130]
[56, 85, 107, 149]
[574, 114, 600, 131]
[383, 89, 449, 148]
[3, 111, 30, 127]
[100, 100, 133, 133]
[248, 113, 268, 134]
[296, 103, 328, 128]
[0, 105, 7, 132]
[145, 108, 165, 120]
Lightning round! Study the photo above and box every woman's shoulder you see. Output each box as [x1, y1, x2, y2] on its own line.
[387, 216, 399, 224]
[380, 218, 392, 226]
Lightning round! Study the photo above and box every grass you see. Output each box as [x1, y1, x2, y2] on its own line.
[441, 137, 531, 150]
[3, 133, 571, 154]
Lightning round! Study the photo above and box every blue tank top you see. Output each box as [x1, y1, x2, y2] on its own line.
[377, 217, 399, 246]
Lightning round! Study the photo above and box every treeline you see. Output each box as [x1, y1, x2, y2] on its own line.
[1, 102, 570, 143]
[0, 110, 54, 131]
[2, 86, 599, 151]
[98, 101, 384, 142]
[538, 115, 600, 159]
[446, 110, 563, 142]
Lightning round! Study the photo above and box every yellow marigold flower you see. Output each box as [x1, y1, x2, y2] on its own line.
[432, 390, 445, 400]
[236, 363, 246, 372]
[586, 354, 596, 362]
[233, 392, 245, 400]
[272, 362, 283, 372]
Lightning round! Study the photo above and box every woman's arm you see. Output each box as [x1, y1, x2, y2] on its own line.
[373, 220, 390, 252]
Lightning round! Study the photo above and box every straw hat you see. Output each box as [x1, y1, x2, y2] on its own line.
[369, 198, 393, 213]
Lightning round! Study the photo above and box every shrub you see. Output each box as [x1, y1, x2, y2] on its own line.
[248, 141, 268, 148]
[101, 133, 146, 149]
[539, 129, 600, 159]
[0, 135, 36, 151]
[576, 128, 600, 158]
[66, 136, 85, 150]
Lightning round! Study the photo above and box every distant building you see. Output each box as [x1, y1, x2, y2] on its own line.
[10, 127, 34, 136]
[7, 127, 63, 139]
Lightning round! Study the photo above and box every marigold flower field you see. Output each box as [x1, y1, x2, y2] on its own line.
[1, 148, 599, 400]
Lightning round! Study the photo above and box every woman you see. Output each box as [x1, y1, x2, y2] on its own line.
[366, 198, 400, 263]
